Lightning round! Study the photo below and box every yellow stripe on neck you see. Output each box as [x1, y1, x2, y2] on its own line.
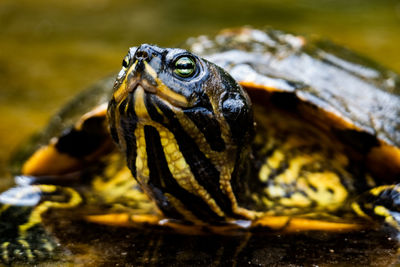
[134, 85, 151, 120]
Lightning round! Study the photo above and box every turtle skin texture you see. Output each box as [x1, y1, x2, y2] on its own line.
[1, 28, 400, 264]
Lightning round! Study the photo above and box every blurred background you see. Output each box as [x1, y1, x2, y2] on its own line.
[0, 0, 400, 180]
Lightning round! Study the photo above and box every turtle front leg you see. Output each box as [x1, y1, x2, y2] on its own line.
[352, 185, 400, 234]
[0, 184, 82, 264]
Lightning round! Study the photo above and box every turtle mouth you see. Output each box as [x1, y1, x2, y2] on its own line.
[127, 79, 157, 95]
[114, 60, 190, 108]
[128, 77, 189, 108]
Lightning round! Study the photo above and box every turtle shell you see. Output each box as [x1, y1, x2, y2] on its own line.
[5, 27, 400, 266]
[182, 27, 400, 182]
[17, 27, 400, 187]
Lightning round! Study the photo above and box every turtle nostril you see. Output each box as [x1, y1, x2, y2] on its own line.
[135, 50, 149, 60]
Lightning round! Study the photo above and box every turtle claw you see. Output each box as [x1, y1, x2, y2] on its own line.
[0, 220, 58, 264]
[0, 185, 81, 264]
[0, 208, 57, 264]
[353, 184, 400, 233]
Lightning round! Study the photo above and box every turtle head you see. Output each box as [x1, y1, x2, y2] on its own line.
[108, 45, 254, 222]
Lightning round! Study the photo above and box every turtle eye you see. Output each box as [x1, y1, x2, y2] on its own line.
[174, 56, 196, 78]
[122, 55, 130, 69]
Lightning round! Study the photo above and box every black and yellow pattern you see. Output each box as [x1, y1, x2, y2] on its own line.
[21, 103, 112, 177]
[107, 43, 396, 228]
[1, 28, 400, 264]
[0, 185, 81, 263]
[0, 103, 157, 263]
[108, 45, 257, 223]
[352, 185, 400, 231]
[248, 105, 360, 215]
[0, 151, 157, 263]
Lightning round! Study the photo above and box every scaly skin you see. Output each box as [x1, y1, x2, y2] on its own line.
[0, 185, 81, 263]
[1, 31, 400, 264]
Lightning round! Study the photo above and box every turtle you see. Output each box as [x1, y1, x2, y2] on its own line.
[1, 27, 400, 264]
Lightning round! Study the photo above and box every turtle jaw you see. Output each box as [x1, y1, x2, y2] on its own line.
[127, 79, 156, 95]
[113, 59, 158, 104]
[115, 60, 190, 109]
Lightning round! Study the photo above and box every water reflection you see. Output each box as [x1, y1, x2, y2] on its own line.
[44, 219, 399, 266]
